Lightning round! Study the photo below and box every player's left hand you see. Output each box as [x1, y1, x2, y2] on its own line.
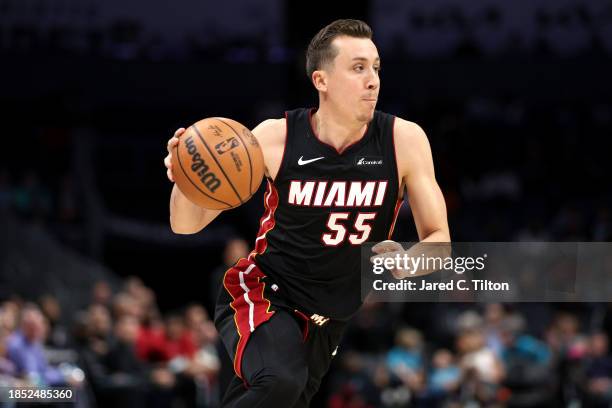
[371, 240, 404, 255]
[164, 127, 186, 182]
[370, 240, 407, 279]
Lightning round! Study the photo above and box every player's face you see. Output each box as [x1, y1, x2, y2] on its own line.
[326, 36, 380, 123]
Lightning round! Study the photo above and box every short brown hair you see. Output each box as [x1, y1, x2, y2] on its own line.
[306, 19, 373, 79]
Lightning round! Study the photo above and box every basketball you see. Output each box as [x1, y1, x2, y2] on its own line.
[172, 117, 265, 210]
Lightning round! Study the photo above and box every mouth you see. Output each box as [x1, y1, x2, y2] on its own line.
[362, 98, 377, 102]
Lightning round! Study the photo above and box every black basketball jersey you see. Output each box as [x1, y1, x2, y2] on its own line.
[249, 108, 403, 320]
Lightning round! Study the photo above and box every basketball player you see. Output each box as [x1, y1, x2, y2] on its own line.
[163, 19, 450, 408]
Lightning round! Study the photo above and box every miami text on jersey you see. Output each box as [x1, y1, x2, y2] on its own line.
[288, 180, 388, 207]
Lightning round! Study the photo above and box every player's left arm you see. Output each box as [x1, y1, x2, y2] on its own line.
[395, 117, 450, 243]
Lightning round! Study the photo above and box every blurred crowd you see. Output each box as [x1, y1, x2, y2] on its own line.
[0, 277, 221, 407]
[3, 235, 612, 407]
[0, 0, 283, 63]
[374, 0, 612, 59]
[329, 302, 612, 408]
[1, 0, 612, 61]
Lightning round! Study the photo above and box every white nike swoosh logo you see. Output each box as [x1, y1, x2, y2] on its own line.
[298, 156, 325, 166]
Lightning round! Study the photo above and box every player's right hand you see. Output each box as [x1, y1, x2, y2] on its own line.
[370, 240, 407, 279]
[164, 127, 186, 182]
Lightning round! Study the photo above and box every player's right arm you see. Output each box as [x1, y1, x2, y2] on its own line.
[165, 119, 285, 234]
[166, 128, 223, 234]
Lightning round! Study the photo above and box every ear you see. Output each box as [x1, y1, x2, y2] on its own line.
[312, 70, 327, 92]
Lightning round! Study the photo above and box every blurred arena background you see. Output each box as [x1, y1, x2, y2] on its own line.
[1, 0, 612, 406]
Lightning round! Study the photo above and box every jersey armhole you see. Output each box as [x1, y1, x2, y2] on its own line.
[390, 115, 404, 200]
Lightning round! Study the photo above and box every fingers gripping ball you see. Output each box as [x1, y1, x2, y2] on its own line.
[172, 118, 265, 209]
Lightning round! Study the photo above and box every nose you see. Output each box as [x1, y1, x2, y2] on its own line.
[366, 70, 379, 91]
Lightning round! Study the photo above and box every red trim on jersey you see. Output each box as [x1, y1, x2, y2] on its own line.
[388, 198, 404, 239]
[388, 115, 404, 239]
[248, 180, 279, 260]
[390, 115, 403, 196]
[222, 258, 275, 379]
[308, 108, 370, 155]
[292, 309, 310, 342]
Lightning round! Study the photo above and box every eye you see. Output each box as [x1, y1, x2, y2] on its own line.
[354, 65, 364, 72]
[374, 66, 381, 73]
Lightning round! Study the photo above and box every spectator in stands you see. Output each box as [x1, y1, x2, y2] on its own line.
[0, 300, 19, 333]
[105, 315, 175, 407]
[329, 351, 379, 408]
[387, 327, 424, 374]
[0, 323, 20, 386]
[122, 278, 164, 354]
[124, 276, 154, 309]
[135, 305, 166, 363]
[500, 314, 553, 406]
[80, 304, 169, 407]
[483, 303, 506, 357]
[39, 294, 69, 348]
[428, 349, 461, 398]
[208, 238, 249, 313]
[455, 309, 484, 333]
[86, 304, 113, 353]
[91, 280, 113, 307]
[386, 327, 425, 394]
[502, 314, 551, 366]
[112, 292, 144, 321]
[162, 313, 195, 362]
[184, 303, 209, 333]
[547, 312, 588, 360]
[456, 328, 504, 404]
[6, 304, 78, 386]
[162, 313, 201, 408]
[79, 304, 117, 404]
[582, 332, 612, 407]
[191, 318, 220, 378]
[184, 318, 220, 407]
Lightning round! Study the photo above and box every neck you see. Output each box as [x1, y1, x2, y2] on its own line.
[311, 105, 368, 152]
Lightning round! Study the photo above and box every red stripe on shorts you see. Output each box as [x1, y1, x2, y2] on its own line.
[222, 258, 275, 379]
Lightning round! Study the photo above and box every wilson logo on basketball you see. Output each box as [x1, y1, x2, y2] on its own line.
[185, 136, 222, 192]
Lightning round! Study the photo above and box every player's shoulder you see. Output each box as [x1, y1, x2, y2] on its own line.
[251, 117, 286, 146]
[253, 118, 286, 134]
[392, 116, 434, 178]
[392, 116, 430, 151]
